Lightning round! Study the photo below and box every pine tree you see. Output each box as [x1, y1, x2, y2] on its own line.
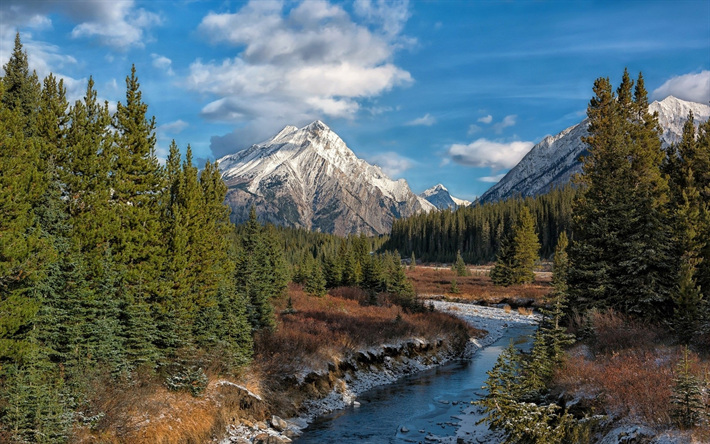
[569, 70, 673, 320]
[111, 65, 164, 366]
[305, 262, 327, 297]
[511, 206, 540, 284]
[0, 80, 51, 364]
[2, 33, 41, 136]
[409, 251, 416, 270]
[491, 207, 539, 286]
[453, 250, 469, 277]
[670, 347, 706, 429]
[540, 232, 575, 365]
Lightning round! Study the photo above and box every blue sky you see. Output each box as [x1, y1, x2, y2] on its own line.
[2, 0, 709, 200]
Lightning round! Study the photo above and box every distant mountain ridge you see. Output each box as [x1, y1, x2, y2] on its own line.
[419, 184, 471, 209]
[479, 96, 710, 203]
[217, 121, 435, 235]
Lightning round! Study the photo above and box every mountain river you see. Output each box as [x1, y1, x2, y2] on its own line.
[292, 323, 537, 444]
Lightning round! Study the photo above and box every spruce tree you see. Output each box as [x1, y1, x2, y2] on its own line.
[305, 262, 327, 297]
[511, 206, 539, 284]
[63, 77, 116, 277]
[540, 232, 575, 366]
[490, 236, 515, 286]
[491, 207, 539, 286]
[453, 250, 470, 277]
[235, 207, 275, 331]
[111, 65, 164, 366]
[670, 347, 706, 429]
[0, 81, 51, 364]
[569, 70, 673, 320]
[2, 33, 41, 136]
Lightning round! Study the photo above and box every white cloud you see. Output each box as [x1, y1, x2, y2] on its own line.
[365, 105, 393, 115]
[652, 70, 710, 104]
[446, 138, 534, 169]
[69, 2, 161, 51]
[406, 113, 436, 126]
[492, 114, 517, 134]
[477, 114, 493, 124]
[368, 151, 414, 178]
[353, 0, 412, 39]
[1, 0, 161, 51]
[467, 124, 481, 135]
[191, 0, 413, 158]
[151, 53, 174, 76]
[159, 119, 189, 134]
[479, 173, 506, 183]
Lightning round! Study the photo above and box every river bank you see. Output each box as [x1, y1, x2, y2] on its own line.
[218, 300, 539, 444]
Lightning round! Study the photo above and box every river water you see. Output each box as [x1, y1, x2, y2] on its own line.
[293, 324, 537, 444]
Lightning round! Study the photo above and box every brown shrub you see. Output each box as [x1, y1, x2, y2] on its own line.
[556, 348, 675, 426]
[587, 310, 662, 355]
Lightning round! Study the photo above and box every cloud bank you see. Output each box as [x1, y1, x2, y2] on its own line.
[652, 70, 710, 104]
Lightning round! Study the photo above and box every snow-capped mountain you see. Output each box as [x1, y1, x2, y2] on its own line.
[419, 184, 471, 210]
[479, 96, 710, 203]
[217, 120, 435, 235]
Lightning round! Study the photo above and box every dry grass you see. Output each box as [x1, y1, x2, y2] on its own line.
[554, 310, 710, 438]
[257, 284, 481, 378]
[406, 267, 550, 307]
[517, 307, 534, 316]
[75, 371, 266, 444]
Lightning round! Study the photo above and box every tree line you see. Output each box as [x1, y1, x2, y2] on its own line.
[384, 185, 576, 264]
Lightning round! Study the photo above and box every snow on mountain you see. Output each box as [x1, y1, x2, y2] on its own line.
[218, 120, 435, 235]
[419, 184, 471, 210]
[479, 96, 710, 203]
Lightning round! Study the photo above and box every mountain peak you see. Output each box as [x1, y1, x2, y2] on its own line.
[305, 120, 330, 131]
[419, 183, 470, 209]
[217, 121, 433, 235]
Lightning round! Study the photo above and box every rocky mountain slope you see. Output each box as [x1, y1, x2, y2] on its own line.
[419, 184, 471, 209]
[479, 96, 710, 203]
[217, 121, 435, 235]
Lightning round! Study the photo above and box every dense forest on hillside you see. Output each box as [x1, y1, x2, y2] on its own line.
[475, 70, 710, 443]
[384, 185, 577, 263]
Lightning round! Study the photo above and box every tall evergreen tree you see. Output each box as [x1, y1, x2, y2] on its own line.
[2, 33, 41, 136]
[568, 70, 673, 320]
[491, 207, 540, 286]
[0, 80, 51, 364]
[111, 65, 164, 366]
